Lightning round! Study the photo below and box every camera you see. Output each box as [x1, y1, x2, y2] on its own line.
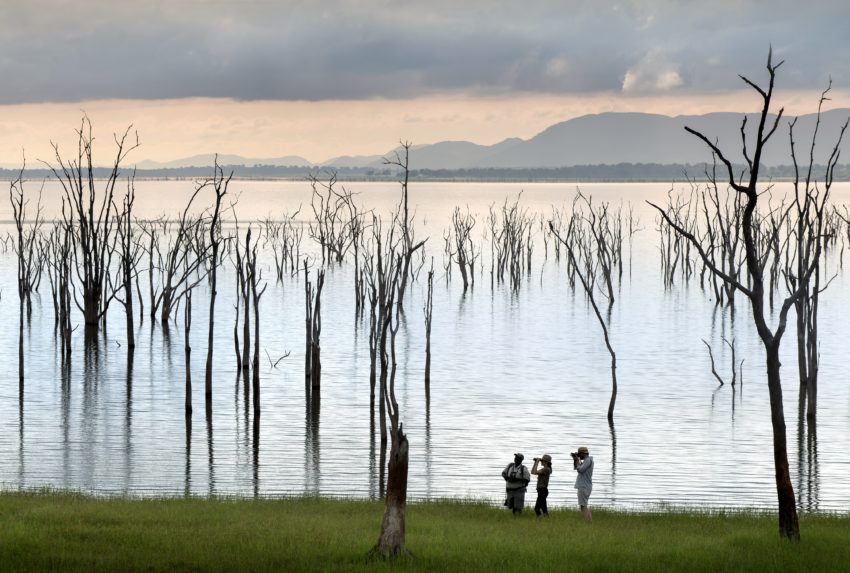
[533, 457, 540, 461]
[570, 452, 579, 459]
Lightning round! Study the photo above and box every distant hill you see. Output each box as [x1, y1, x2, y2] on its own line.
[318, 109, 850, 170]
[12, 109, 847, 177]
[135, 153, 312, 169]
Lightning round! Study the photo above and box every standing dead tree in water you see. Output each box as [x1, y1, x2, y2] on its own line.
[549, 204, 618, 423]
[384, 142, 426, 308]
[304, 263, 326, 389]
[309, 171, 359, 265]
[9, 163, 44, 319]
[44, 118, 139, 332]
[487, 194, 535, 290]
[9, 162, 45, 387]
[265, 208, 303, 280]
[649, 52, 846, 542]
[786, 86, 848, 423]
[144, 186, 209, 324]
[423, 261, 434, 402]
[445, 206, 478, 292]
[574, 191, 624, 309]
[111, 177, 143, 350]
[656, 187, 698, 289]
[245, 231, 267, 416]
[202, 161, 232, 410]
[46, 221, 74, 360]
[184, 270, 194, 417]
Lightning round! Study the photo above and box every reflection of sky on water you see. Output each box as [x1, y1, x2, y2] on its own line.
[0, 181, 848, 511]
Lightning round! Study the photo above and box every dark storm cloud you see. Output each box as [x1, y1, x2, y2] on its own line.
[1, 0, 848, 104]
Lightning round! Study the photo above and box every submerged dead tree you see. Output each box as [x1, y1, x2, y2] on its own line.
[112, 177, 143, 350]
[203, 160, 232, 410]
[649, 51, 845, 541]
[446, 206, 478, 292]
[45, 117, 139, 332]
[549, 203, 618, 422]
[9, 162, 44, 387]
[786, 85, 848, 422]
[304, 261, 325, 389]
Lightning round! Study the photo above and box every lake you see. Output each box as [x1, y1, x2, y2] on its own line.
[0, 179, 848, 511]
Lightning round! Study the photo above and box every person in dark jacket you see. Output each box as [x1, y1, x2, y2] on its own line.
[501, 453, 531, 515]
[531, 454, 553, 517]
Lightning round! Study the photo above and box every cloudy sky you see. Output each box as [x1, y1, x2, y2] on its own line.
[1, 0, 848, 163]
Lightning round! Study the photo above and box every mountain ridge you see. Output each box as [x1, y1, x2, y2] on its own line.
[128, 109, 850, 171]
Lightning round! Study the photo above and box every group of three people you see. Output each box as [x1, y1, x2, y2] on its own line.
[501, 447, 593, 521]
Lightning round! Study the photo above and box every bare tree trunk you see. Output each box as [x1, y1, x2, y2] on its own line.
[766, 342, 799, 540]
[205, 161, 231, 409]
[424, 266, 434, 402]
[185, 290, 192, 417]
[371, 424, 409, 558]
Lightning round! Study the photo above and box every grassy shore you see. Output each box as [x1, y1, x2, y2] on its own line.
[1, 492, 848, 572]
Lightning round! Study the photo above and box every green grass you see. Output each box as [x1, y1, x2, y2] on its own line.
[1, 492, 848, 572]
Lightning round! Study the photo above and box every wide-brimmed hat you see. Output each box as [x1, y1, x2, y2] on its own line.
[541, 454, 552, 463]
[577, 447, 589, 455]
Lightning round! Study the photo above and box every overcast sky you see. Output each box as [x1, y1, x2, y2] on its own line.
[1, 0, 848, 162]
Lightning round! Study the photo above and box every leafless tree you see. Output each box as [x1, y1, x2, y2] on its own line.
[200, 159, 232, 410]
[111, 177, 143, 350]
[304, 263, 325, 389]
[549, 204, 618, 422]
[424, 260, 434, 402]
[367, 216, 409, 558]
[384, 142, 426, 307]
[9, 161, 45, 386]
[648, 51, 846, 541]
[43, 117, 138, 332]
[786, 83, 847, 422]
[446, 206, 478, 292]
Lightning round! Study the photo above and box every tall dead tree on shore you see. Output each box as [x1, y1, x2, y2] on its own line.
[367, 217, 409, 559]
[649, 51, 846, 541]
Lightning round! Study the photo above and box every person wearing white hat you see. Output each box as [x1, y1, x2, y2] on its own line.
[572, 446, 593, 522]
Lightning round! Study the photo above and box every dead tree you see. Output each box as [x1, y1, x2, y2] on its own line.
[424, 261, 434, 402]
[368, 217, 409, 559]
[384, 142, 426, 307]
[144, 187, 209, 324]
[488, 194, 534, 290]
[9, 162, 44, 387]
[549, 208, 617, 423]
[44, 117, 139, 332]
[46, 221, 74, 360]
[184, 283, 193, 417]
[786, 84, 848, 422]
[648, 51, 845, 541]
[446, 206, 478, 292]
[308, 171, 359, 265]
[203, 160, 233, 409]
[112, 177, 143, 350]
[9, 162, 44, 318]
[246, 232, 267, 416]
[304, 263, 325, 390]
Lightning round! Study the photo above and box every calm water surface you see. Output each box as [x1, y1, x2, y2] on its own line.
[0, 180, 848, 511]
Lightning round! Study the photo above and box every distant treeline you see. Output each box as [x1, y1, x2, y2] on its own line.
[2, 162, 849, 182]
